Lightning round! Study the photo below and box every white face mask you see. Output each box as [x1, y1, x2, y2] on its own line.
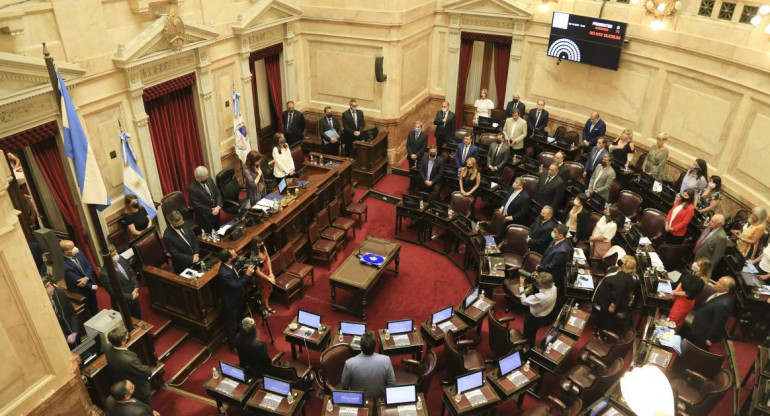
[708, 183, 716, 189]
[71, 246, 80, 256]
[691, 262, 700, 273]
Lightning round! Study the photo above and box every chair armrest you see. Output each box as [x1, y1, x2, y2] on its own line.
[401, 358, 421, 371]
[297, 364, 313, 379]
[547, 395, 568, 411]
[456, 339, 475, 348]
[498, 316, 515, 325]
[685, 369, 708, 386]
[512, 338, 528, 347]
[562, 378, 581, 396]
[601, 330, 620, 342]
[271, 351, 284, 364]
[588, 356, 608, 372]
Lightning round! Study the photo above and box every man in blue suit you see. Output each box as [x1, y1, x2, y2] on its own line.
[455, 132, 478, 168]
[687, 276, 735, 350]
[536, 224, 572, 293]
[581, 112, 606, 148]
[584, 137, 610, 180]
[218, 248, 256, 351]
[60, 239, 99, 315]
[499, 177, 530, 225]
[420, 146, 444, 195]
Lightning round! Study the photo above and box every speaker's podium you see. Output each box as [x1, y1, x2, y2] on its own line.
[352, 127, 388, 188]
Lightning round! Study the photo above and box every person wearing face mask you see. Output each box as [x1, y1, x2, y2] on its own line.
[99, 244, 142, 319]
[696, 175, 723, 217]
[433, 100, 455, 149]
[419, 145, 444, 197]
[272, 133, 297, 180]
[589, 205, 623, 259]
[342, 98, 365, 157]
[505, 92, 526, 118]
[591, 255, 637, 333]
[188, 165, 223, 232]
[566, 194, 590, 246]
[519, 272, 557, 346]
[498, 177, 530, 226]
[218, 247, 256, 351]
[281, 100, 306, 146]
[486, 133, 510, 177]
[319, 106, 342, 156]
[60, 239, 99, 315]
[459, 157, 481, 217]
[581, 111, 606, 148]
[536, 164, 566, 210]
[527, 206, 557, 254]
[123, 194, 152, 237]
[733, 206, 768, 258]
[406, 120, 427, 169]
[584, 137, 610, 180]
[680, 159, 708, 196]
[527, 99, 549, 137]
[162, 210, 200, 274]
[105, 327, 153, 407]
[587, 154, 616, 202]
[668, 257, 712, 330]
[553, 151, 570, 184]
[535, 224, 572, 305]
[662, 188, 696, 245]
[503, 110, 527, 154]
[43, 277, 79, 348]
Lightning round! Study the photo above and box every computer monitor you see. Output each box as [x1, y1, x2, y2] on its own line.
[331, 390, 365, 406]
[498, 351, 523, 377]
[278, 178, 287, 194]
[220, 361, 248, 383]
[263, 375, 291, 396]
[297, 309, 321, 329]
[402, 194, 421, 208]
[340, 321, 366, 336]
[385, 384, 418, 405]
[454, 214, 473, 231]
[432, 306, 453, 325]
[387, 319, 413, 335]
[555, 136, 572, 148]
[456, 370, 484, 394]
[477, 116, 494, 128]
[463, 287, 480, 309]
[543, 327, 559, 348]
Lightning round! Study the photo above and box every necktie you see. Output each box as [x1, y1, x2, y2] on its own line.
[588, 150, 598, 170]
[73, 258, 85, 274]
[51, 297, 58, 315]
[352, 110, 357, 126]
[428, 159, 434, 178]
[545, 175, 551, 186]
[178, 229, 191, 248]
[493, 143, 500, 163]
[536, 111, 541, 126]
[288, 112, 293, 128]
[329, 118, 333, 129]
[443, 111, 447, 122]
[694, 229, 714, 252]
[462, 146, 468, 163]
[115, 262, 129, 280]
[203, 182, 211, 196]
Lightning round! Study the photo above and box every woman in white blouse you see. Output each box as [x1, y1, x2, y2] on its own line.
[473, 89, 494, 125]
[589, 205, 623, 259]
[272, 133, 295, 179]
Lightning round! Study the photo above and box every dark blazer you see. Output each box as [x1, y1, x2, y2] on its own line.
[501, 189, 530, 221]
[218, 263, 254, 312]
[51, 286, 78, 338]
[406, 131, 428, 161]
[236, 334, 271, 379]
[63, 253, 97, 297]
[487, 142, 510, 173]
[690, 293, 734, 348]
[100, 258, 141, 317]
[536, 172, 565, 210]
[592, 271, 634, 312]
[455, 143, 479, 168]
[527, 108, 549, 133]
[163, 222, 199, 274]
[584, 146, 608, 177]
[693, 227, 727, 268]
[528, 217, 556, 254]
[281, 110, 306, 145]
[188, 177, 222, 231]
[420, 155, 444, 183]
[505, 100, 525, 118]
[104, 397, 154, 416]
[104, 346, 152, 405]
[318, 115, 342, 145]
[556, 163, 571, 184]
[573, 209, 592, 242]
[433, 109, 455, 145]
[538, 238, 572, 288]
[342, 109, 365, 139]
[582, 118, 606, 147]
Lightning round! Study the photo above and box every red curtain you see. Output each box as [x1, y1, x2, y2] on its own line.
[455, 39, 474, 129]
[493, 43, 511, 109]
[144, 85, 204, 202]
[264, 54, 284, 134]
[31, 138, 98, 271]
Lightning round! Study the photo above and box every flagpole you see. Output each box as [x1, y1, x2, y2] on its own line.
[43, 43, 134, 331]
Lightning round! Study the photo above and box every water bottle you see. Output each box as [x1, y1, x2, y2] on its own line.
[211, 229, 219, 243]
[309, 154, 315, 164]
[320, 155, 324, 165]
[338, 332, 344, 343]
[212, 367, 219, 379]
[419, 200, 424, 210]
[201, 230, 209, 241]
[545, 342, 553, 354]
[523, 360, 531, 372]
[416, 395, 423, 411]
[327, 399, 334, 412]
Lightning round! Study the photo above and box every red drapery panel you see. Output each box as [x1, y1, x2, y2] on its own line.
[31, 138, 98, 271]
[144, 85, 204, 202]
[493, 43, 511, 109]
[142, 73, 197, 102]
[456, 39, 474, 129]
[0, 121, 59, 154]
[263, 54, 284, 134]
[248, 44, 284, 138]
[461, 32, 512, 44]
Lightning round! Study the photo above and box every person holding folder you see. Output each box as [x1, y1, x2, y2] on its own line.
[319, 106, 342, 156]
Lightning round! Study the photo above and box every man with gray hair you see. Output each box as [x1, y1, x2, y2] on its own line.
[100, 244, 141, 319]
[105, 327, 153, 407]
[406, 120, 427, 169]
[187, 165, 222, 232]
[162, 210, 200, 274]
[693, 214, 727, 267]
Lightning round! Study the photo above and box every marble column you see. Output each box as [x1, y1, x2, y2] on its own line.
[504, 23, 526, 100]
[195, 47, 222, 174]
[445, 17, 462, 110]
[126, 75, 164, 203]
[283, 24, 297, 103]
[238, 46, 260, 152]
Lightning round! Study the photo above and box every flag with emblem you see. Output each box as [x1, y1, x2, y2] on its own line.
[232, 91, 251, 163]
[120, 131, 157, 219]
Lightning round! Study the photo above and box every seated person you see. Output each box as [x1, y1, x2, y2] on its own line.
[100, 244, 142, 319]
[123, 194, 152, 237]
[104, 380, 160, 416]
[187, 166, 222, 232]
[341, 331, 395, 398]
[162, 210, 200, 274]
[527, 206, 556, 254]
[60, 239, 99, 316]
[43, 277, 79, 349]
[236, 317, 271, 379]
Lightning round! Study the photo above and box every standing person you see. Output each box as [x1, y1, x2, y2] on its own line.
[503, 110, 527, 154]
[104, 380, 161, 416]
[587, 154, 616, 202]
[281, 101, 306, 146]
[680, 159, 709, 196]
[342, 99, 365, 157]
[458, 157, 481, 201]
[123, 194, 152, 237]
[686, 276, 735, 350]
[697, 176, 723, 217]
[187, 166, 222, 232]
[419, 146, 444, 197]
[527, 99, 549, 137]
[44, 277, 79, 348]
[536, 164, 566, 210]
[251, 237, 276, 314]
[535, 224, 572, 292]
[406, 121, 427, 169]
[592, 255, 636, 333]
[243, 150, 265, 206]
[498, 177, 530, 225]
[663, 188, 696, 245]
[60, 239, 99, 315]
[528, 206, 557, 254]
[519, 272, 557, 346]
[752, 243, 770, 281]
[581, 112, 606, 148]
[100, 245, 142, 319]
[584, 138, 610, 180]
[162, 211, 200, 275]
[272, 133, 296, 180]
[218, 248, 255, 352]
[235, 317, 271, 380]
[433, 101, 455, 149]
[473, 89, 494, 125]
[693, 214, 727, 268]
[642, 132, 670, 180]
[486, 133, 510, 177]
[609, 129, 635, 169]
[105, 327, 153, 407]
[668, 258, 712, 329]
[733, 206, 768, 258]
[454, 132, 479, 169]
[566, 194, 590, 246]
[341, 331, 395, 398]
[319, 106, 342, 156]
[505, 92, 525, 118]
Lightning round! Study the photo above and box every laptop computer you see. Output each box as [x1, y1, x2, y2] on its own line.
[278, 178, 287, 194]
[498, 350, 523, 377]
[454, 214, 473, 232]
[457, 370, 486, 405]
[387, 319, 413, 335]
[432, 305, 453, 325]
[259, 376, 291, 411]
[296, 309, 321, 337]
[656, 280, 673, 294]
[463, 287, 480, 309]
[639, 172, 655, 188]
[627, 225, 641, 248]
[555, 136, 572, 148]
[660, 184, 676, 202]
[339, 321, 366, 347]
[520, 156, 540, 172]
[331, 390, 365, 409]
[429, 201, 449, 217]
[220, 361, 249, 384]
[385, 384, 418, 405]
[402, 194, 421, 208]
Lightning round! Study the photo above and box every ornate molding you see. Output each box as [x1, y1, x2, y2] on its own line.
[448, 47, 459, 54]
[0, 94, 57, 132]
[462, 17, 516, 30]
[127, 52, 196, 86]
[232, 0, 302, 37]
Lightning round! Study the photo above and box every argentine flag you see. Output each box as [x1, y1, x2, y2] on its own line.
[58, 71, 110, 210]
[120, 132, 157, 220]
[232, 91, 251, 163]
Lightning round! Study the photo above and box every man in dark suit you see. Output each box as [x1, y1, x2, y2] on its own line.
[536, 164, 566, 210]
[44, 277, 79, 348]
[218, 248, 256, 351]
[236, 317, 271, 380]
[162, 210, 200, 274]
[486, 133, 510, 177]
[105, 327, 153, 407]
[505, 92, 525, 118]
[581, 112, 606, 148]
[455, 133, 479, 168]
[587, 155, 616, 202]
[687, 276, 735, 350]
[104, 380, 160, 416]
[342, 98, 365, 157]
[319, 106, 342, 156]
[60, 239, 99, 315]
[100, 244, 142, 319]
[281, 101, 306, 146]
[527, 99, 549, 137]
[433, 101, 455, 149]
[419, 146, 444, 195]
[584, 137, 610, 180]
[406, 120, 428, 169]
[187, 166, 222, 232]
[536, 224, 572, 291]
[553, 151, 571, 183]
[693, 214, 728, 267]
[498, 178, 530, 225]
[528, 206, 556, 254]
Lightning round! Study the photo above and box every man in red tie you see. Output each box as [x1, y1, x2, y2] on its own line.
[692, 214, 727, 267]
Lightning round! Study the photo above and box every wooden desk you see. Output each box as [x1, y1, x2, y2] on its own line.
[440, 384, 500, 416]
[352, 131, 388, 188]
[559, 305, 590, 339]
[395, 202, 427, 245]
[245, 385, 306, 416]
[378, 329, 424, 360]
[529, 333, 576, 373]
[321, 395, 375, 415]
[329, 236, 401, 319]
[376, 393, 428, 415]
[203, 374, 258, 413]
[420, 315, 470, 350]
[566, 264, 596, 302]
[283, 320, 332, 360]
[456, 297, 495, 333]
[422, 209, 454, 255]
[486, 366, 540, 406]
[330, 331, 362, 351]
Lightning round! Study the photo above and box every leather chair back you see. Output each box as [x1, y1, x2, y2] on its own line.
[309, 221, 321, 243]
[522, 251, 543, 274]
[270, 252, 285, 274]
[453, 129, 469, 146]
[553, 126, 567, 138]
[329, 199, 343, 221]
[291, 145, 305, 172]
[268, 361, 304, 390]
[488, 311, 526, 359]
[450, 192, 473, 218]
[502, 225, 529, 256]
[605, 329, 635, 364]
[519, 175, 540, 199]
[563, 161, 584, 184]
[499, 166, 516, 185]
[616, 190, 643, 219]
[443, 331, 466, 379]
[259, 158, 277, 190]
[161, 191, 194, 221]
[690, 369, 732, 414]
[637, 208, 667, 239]
[671, 339, 725, 379]
[539, 152, 555, 169]
[634, 153, 647, 171]
[477, 133, 497, 148]
[585, 213, 602, 239]
[318, 208, 332, 229]
[565, 130, 580, 147]
[657, 243, 690, 271]
[133, 231, 168, 269]
[281, 243, 298, 266]
[608, 180, 622, 204]
[320, 344, 355, 392]
[583, 358, 624, 405]
[215, 168, 240, 203]
[491, 108, 506, 124]
[485, 210, 506, 241]
[416, 351, 438, 395]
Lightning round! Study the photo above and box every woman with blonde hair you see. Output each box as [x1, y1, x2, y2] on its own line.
[733, 206, 768, 258]
[473, 89, 494, 125]
[459, 156, 481, 198]
[668, 257, 712, 329]
[593, 255, 637, 333]
[609, 128, 635, 168]
[642, 132, 670, 180]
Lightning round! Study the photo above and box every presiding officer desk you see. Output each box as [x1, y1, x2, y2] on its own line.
[142, 155, 353, 350]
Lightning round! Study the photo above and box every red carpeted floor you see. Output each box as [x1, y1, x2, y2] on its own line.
[96, 166, 757, 416]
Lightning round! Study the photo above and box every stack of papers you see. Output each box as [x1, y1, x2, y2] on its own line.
[758, 286, 770, 296]
[652, 181, 663, 193]
[744, 262, 759, 274]
[576, 274, 594, 289]
[438, 320, 457, 332]
[546, 137, 556, 143]
[507, 371, 529, 387]
[648, 252, 664, 268]
[552, 339, 570, 354]
[567, 316, 586, 329]
[668, 270, 682, 283]
[254, 197, 275, 211]
[573, 248, 587, 261]
[180, 269, 203, 279]
[217, 223, 234, 236]
[639, 237, 653, 246]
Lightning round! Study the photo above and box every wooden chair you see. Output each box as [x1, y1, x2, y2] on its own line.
[319, 344, 355, 394]
[343, 185, 368, 228]
[280, 243, 314, 286]
[578, 329, 635, 366]
[444, 331, 485, 381]
[450, 192, 473, 218]
[269, 351, 314, 394]
[480, 210, 506, 243]
[394, 350, 438, 397]
[269, 252, 303, 308]
[616, 190, 643, 220]
[637, 208, 667, 239]
[520, 396, 582, 416]
[488, 310, 528, 359]
[132, 230, 170, 270]
[309, 221, 337, 270]
[329, 199, 356, 241]
[560, 357, 624, 407]
[670, 369, 732, 416]
[499, 225, 530, 270]
[318, 208, 347, 248]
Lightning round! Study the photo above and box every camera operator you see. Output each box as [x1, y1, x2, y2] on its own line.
[519, 272, 557, 347]
[250, 237, 276, 314]
[218, 248, 255, 352]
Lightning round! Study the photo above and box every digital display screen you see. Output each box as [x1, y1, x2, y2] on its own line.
[220, 361, 247, 383]
[385, 385, 417, 405]
[387, 319, 413, 335]
[464, 287, 479, 308]
[332, 390, 364, 405]
[340, 322, 366, 336]
[432, 306, 453, 325]
[298, 310, 321, 329]
[499, 351, 522, 377]
[457, 370, 484, 394]
[547, 12, 627, 70]
[263, 376, 291, 396]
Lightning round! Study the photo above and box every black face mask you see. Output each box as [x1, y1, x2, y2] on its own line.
[429, 153, 437, 158]
[172, 223, 183, 230]
[131, 202, 139, 209]
[326, 114, 333, 118]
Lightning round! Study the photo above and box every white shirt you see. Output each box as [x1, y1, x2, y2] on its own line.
[503, 190, 521, 215]
[667, 204, 685, 228]
[759, 244, 770, 272]
[272, 146, 295, 178]
[520, 286, 557, 317]
[474, 98, 495, 121]
[591, 216, 617, 242]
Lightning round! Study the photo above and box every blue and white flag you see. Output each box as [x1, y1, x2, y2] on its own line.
[232, 91, 251, 163]
[58, 71, 110, 210]
[119, 131, 157, 220]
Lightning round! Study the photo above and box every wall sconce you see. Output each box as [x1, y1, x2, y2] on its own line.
[645, 0, 683, 29]
[539, 0, 558, 12]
